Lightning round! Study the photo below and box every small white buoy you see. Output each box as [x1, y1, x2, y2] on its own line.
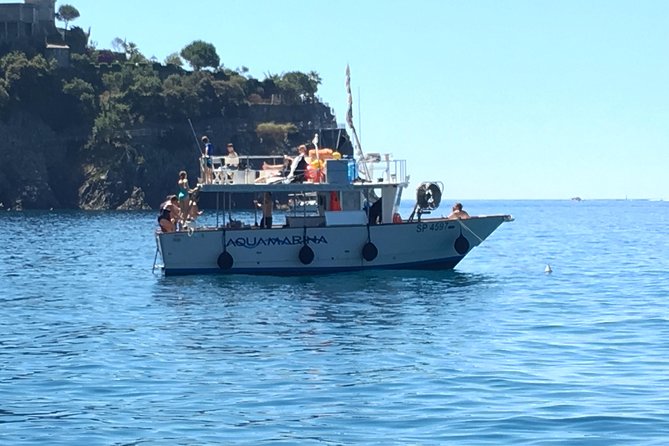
[545, 264, 553, 274]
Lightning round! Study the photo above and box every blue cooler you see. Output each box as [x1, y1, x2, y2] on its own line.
[347, 160, 357, 182]
[326, 160, 350, 184]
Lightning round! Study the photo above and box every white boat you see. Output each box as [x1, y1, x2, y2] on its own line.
[155, 159, 512, 275]
[155, 69, 512, 276]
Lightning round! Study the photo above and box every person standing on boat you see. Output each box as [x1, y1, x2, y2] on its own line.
[158, 195, 180, 233]
[201, 136, 214, 183]
[260, 192, 273, 229]
[183, 189, 203, 228]
[368, 199, 382, 225]
[177, 171, 194, 218]
[286, 145, 308, 183]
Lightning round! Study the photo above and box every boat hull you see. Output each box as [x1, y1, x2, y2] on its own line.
[156, 215, 509, 276]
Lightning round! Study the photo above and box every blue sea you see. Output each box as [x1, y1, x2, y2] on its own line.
[2, 200, 668, 445]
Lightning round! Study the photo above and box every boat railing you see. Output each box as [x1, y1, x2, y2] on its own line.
[361, 154, 407, 184]
[199, 154, 408, 186]
[204, 155, 283, 185]
[210, 155, 284, 170]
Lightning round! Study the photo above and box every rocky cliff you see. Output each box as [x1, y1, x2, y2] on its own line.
[0, 102, 350, 210]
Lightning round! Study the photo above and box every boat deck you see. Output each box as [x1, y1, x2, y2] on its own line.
[197, 155, 408, 193]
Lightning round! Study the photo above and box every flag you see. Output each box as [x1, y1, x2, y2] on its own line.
[344, 65, 370, 181]
[345, 64, 353, 128]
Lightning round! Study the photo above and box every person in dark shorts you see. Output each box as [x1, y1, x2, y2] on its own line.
[158, 195, 180, 232]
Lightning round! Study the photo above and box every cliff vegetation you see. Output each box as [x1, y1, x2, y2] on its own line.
[0, 7, 346, 210]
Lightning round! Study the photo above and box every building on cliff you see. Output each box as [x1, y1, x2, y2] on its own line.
[0, 0, 69, 66]
[0, 0, 56, 41]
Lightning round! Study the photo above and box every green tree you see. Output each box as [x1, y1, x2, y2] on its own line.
[111, 38, 146, 63]
[126, 69, 163, 122]
[161, 71, 216, 120]
[256, 122, 298, 152]
[102, 65, 133, 95]
[0, 52, 56, 105]
[180, 40, 220, 71]
[306, 70, 322, 97]
[162, 74, 202, 120]
[90, 92, 131, 147]
[164, 52, 183, 67]
[260, 75, 280, 100]
[276, 71, 321, 104]
[125, 42, 146, 64]
[101, 63, 162, 123]
[62, 77, 96, 117]
[212, 74, 246, 106]
[56, 4, 80, 32]
[111, 37, 126, 53]
[0, 79, 9, 111]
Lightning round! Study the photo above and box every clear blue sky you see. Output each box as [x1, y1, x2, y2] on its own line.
[43, 1, 669, 198]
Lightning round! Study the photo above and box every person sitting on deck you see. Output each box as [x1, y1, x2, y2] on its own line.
[285, 144, 309, 183]
[225, 143, 239, 166]
[262, 158, 291, 174]
[256, 158, 291, 184]
[447, 202, 470, 219]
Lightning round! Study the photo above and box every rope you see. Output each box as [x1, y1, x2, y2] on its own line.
[456, 216, 549, 271]
[456, 218, 517, 265]
[456, 219, 486, 244]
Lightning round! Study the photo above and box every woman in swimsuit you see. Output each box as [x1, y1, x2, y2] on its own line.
[158, 195, 179, 232]
[177, 171, 192, 217]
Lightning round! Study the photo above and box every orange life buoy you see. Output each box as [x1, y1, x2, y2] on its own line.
[309, 148, 333, 158]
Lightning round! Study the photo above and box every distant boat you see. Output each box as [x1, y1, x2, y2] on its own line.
[571, 197, 582, 201]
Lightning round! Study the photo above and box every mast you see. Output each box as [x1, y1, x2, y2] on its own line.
[345, 65, 371, 181]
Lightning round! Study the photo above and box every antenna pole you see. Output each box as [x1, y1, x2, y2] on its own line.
[345, 65, 371, 181]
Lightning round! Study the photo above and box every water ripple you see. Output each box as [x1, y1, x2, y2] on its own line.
[2, 203, 669, 444]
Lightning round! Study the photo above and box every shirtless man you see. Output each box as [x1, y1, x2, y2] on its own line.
[447, 202, 470, 219]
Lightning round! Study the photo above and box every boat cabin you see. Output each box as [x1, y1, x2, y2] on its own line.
[197, 154, 409, 227]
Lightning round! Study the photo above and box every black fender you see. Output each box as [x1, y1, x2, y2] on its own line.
[362, 242, 378, 261]
[299, 245, 315, 265]
[217, 251, 234, 269]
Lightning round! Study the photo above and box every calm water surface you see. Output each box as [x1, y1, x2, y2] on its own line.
[1, 200, 668, 445]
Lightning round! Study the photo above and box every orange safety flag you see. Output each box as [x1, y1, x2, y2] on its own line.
[330, 192, 342, 211]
